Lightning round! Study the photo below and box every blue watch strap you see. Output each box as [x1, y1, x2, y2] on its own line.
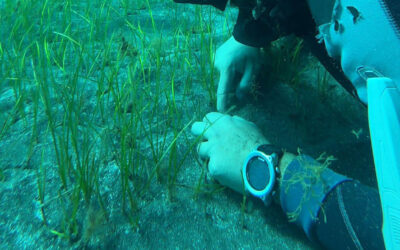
[279, 155, 352, 241]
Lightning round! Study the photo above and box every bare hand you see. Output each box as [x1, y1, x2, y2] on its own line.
[191, 112, 269, 193]
[215, 37, 261, 112]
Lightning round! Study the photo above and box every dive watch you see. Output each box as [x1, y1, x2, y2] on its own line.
[243, 144, 283, 206]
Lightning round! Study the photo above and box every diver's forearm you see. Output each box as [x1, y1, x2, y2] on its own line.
[277, 154, 352, 241]
[277, 152, 296, 176]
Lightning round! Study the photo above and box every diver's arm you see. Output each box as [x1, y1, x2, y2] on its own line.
[231, 0, 314, 48]
[231, 6, 279, 48]
[191, 111, 385, 248]
[277, 152, 385, 249]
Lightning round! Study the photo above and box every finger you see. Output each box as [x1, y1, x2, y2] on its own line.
[197, 142, 211, 160]
[217, 68, 236, 112]
[207, 156, 219, 178]
[236, 64, 253, 100]
[203, 112, 224, 124]
[217, 93, 228, 112]
[191, 121, 210, 137]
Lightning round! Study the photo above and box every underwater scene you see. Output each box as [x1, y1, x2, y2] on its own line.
[0, 0, 379, 249]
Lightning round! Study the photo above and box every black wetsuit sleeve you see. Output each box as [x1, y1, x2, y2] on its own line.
[315, 181, 385, 250]
[279, 155, 384, 249]
[232, 8, 280, 47]
[232, 0, 314, 48]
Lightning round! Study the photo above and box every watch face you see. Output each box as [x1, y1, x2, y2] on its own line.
[246, 157, 270, 191]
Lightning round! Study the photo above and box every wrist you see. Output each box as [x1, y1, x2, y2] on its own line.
[278, 152, 297, 177]
[242, 144, 285, 205]
[273, 152, 296, 205]
[279, 155, 352, 241]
